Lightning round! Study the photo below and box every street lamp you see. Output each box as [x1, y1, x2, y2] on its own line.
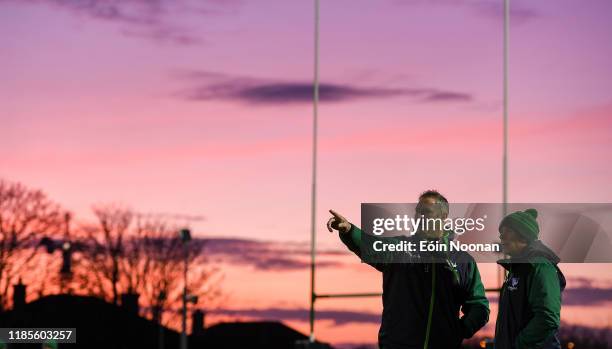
[179, 228, 191, 349]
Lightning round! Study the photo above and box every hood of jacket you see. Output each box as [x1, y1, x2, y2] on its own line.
[498, 240, 566, 291]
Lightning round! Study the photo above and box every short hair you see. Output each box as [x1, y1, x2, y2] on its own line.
[418, 190, 449, 216]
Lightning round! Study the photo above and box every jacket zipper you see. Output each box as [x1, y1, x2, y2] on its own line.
[423, 262, 435, 349]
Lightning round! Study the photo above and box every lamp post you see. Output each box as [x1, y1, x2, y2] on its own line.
[156, 290, 166, 349]
[179, 228, 191, 349]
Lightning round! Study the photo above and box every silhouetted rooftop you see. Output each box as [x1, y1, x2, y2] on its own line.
[201, 321, 331, 349]
[0, 294, 332, 349]
[1, 294, 178, 349]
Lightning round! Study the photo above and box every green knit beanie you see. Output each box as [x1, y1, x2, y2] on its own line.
[499, 208, 540, 242]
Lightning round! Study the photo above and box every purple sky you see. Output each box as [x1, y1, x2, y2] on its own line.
[2, 0, 612, 344]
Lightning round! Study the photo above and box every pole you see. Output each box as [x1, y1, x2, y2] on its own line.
[500, 0, 510, 288]
[309, 0, 320, 343]
[181, 241, 188, 349]
[503, 0, 509, 215]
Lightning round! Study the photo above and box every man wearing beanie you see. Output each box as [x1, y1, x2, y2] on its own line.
[495, 208, 566, 349]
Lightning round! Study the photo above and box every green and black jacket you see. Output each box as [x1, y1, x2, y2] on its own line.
[495, 240, 566, 349]
[340, 225, 490, 349]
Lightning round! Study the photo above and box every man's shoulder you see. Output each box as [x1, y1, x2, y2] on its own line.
[450, 250, 477, 265]
[527, 257, 558, 275]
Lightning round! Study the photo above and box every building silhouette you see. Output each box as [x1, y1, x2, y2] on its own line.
[0, 284, 332, 349]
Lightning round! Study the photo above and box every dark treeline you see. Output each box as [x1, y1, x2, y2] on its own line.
[0, 178, 221, 330]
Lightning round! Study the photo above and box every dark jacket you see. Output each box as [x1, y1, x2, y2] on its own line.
[495, 240, 566, 349]
[340, 225, 490, 349]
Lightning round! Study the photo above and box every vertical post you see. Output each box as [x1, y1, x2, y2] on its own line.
[500, 0, 510, 288]
[503, 0, 509, 215]
[179, 228, 191, 349]
[60, 212, 72, 293]
[309, 0, 320, 343]
[182, 242, 188, 349]
[158, 310, 165, 349]
[156, 290, 166, 349]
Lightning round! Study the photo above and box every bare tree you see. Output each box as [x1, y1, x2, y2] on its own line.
[0, 179, 63, 309]
[124, 218, 222, 327]
[0, 178, 223, 330]
[78, 204, 133, 305]
[74, 208, 222, 327]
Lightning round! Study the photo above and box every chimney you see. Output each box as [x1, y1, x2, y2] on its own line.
[120, 292, 139, 316]
[13, 279, 26, 311]
[192, 310, 205, 336]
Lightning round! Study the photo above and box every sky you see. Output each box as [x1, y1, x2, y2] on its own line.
[1, 0, 612, 346]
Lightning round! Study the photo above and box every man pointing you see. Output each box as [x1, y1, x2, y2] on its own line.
[327, 190, 489, 349]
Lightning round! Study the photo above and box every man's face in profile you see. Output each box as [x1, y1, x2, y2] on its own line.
[415, 195, 447, 239]
[499, 226, 527, 256]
